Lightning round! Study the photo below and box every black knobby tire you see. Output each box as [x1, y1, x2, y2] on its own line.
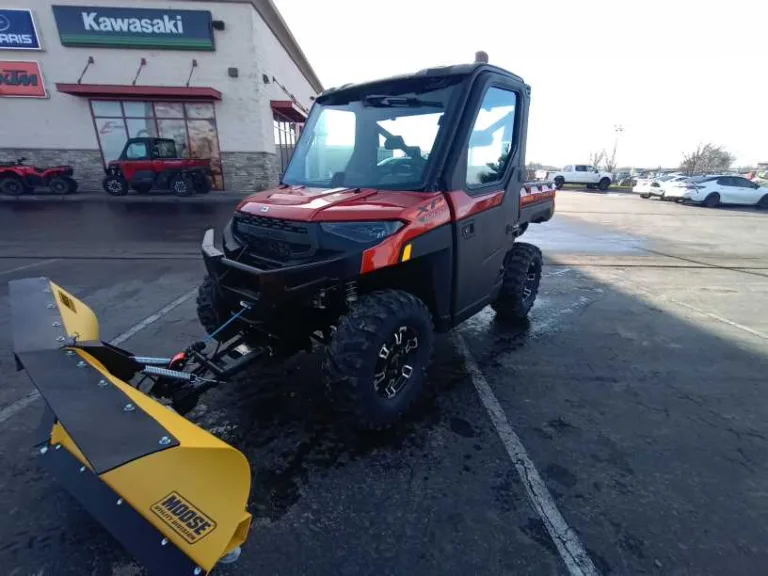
[65, 177, 78, 194]
[195, 174, 212, 194]
[702, 193, 720, 208]
[491, 242, 543, 321]
[48, 176, 70, 195]
[554, 177, 564, 190]
[0, 176, 24, 196]
[757, 195, 768, 209]
[196, 275, 239, 342]
[171, 174, 194, 197]
[323, 290, 434, 429]
[598, 177, 611, 191]
[103, 175, 128, 196]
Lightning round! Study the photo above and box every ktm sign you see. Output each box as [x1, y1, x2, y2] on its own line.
[0, 61, 47, 98]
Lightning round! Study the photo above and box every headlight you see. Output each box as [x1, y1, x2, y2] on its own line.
[320, 221, 404, 243]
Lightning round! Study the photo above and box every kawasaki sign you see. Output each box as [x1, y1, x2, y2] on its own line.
[51, 5, 215, 50]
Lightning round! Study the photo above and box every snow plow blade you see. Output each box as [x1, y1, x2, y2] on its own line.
[9, 277, 252, 575]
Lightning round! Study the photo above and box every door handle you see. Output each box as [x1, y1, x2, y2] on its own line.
[461, 221, 475, 238]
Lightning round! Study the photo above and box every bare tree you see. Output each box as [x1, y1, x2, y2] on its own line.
[603, 141, 618, 173]
[589, 150, 605, 168]
[680, 143, 735, 175]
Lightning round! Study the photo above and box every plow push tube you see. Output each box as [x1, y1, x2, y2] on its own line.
[9, 278, 252, 575]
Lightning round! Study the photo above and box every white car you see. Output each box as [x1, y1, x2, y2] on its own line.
[633, 174, 689, 199]
[549, 164, 613, 190]
[665, 175, 768, 208]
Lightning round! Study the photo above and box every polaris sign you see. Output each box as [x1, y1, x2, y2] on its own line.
[51, 5, 215, 51]
[0, 9, 42, 50]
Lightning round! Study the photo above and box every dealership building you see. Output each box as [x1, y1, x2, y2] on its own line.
[0, 1, 322, 192]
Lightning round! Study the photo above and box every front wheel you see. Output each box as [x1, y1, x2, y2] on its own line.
[598, 178, 611, 191]
[554, 177, 564, 190]
[640, 192, 651, 199]
[103, 175, 128, 196]
[757, 195, 768, 210]
[65, 177, 78, 194]
[492, 242, 543, 321]
[323, 290, 434, 429]
[170, 174, 194, 197]
[47, 176, 70, 195]
[196, 275, 239, 342]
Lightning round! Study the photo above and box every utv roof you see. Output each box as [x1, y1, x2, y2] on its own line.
[318, 63, 526, 102]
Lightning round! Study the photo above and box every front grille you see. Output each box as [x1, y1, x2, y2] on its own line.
[233, 212, 315, 263]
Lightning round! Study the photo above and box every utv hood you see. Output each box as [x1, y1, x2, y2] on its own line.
[237, 185, 440, 222]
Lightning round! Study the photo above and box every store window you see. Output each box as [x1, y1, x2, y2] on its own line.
[273, 111, 302, 175]
[90, 100, 224, 190]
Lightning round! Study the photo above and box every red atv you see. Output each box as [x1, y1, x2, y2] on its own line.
[0, 158, 78, 196]
[102, 137, 213, 197]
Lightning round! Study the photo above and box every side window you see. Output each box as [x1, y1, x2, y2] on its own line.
[125, 141, 148, 160]
[564, 165, 573, 172]
[465, 87, 517, 188]
[717, 177, 733, 186]
[732, 177, 754, 188]
[575, 165, 587, 172]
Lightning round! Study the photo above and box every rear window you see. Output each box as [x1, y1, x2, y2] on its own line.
[154, 141, 177, 158]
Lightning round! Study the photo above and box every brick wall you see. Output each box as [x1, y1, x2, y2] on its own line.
[0, 149, 104, 191]
[221, 151, 279, 193]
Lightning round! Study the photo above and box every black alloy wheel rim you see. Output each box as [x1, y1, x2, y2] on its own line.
[108, 179, 123, 193]
[374, 325, 420, 400]
[3, 180, 22, 194]
[522, 261, 540, 304]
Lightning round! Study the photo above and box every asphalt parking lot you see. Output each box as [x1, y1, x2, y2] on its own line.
[1, 191, 767, 575]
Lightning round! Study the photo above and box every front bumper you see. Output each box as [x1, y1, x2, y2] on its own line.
[201, 227, 362, 308]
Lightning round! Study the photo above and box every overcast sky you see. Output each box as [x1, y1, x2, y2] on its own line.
[273, 0, 764, 169]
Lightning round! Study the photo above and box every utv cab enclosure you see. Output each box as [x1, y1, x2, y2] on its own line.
[199, 62, 555, 427]
[103, 137, 212, 196]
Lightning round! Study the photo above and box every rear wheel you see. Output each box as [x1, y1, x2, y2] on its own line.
[195, 174, 212, 194]
[598, 177, 611, 191]
[47, 176, 70, 195]
[323, 290, 434, 429]
[65, 177, 78, 194]
[0, 176, 25, 196]
[492, 242, 543, 321]
[640, 193, 651, 199]
[171, 174, 194, 197]
[554, 176, 564, 190]
[103, 175, 128, 196]
[702, 193, 720, 208]
[196, 275, 239, 342]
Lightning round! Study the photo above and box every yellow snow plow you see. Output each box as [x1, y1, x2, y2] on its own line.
[10, 277, 252, 575]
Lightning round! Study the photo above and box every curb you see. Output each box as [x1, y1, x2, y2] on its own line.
[0, 191, 248, 204]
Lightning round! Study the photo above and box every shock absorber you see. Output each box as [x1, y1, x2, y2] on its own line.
[345, 281, 358, 304]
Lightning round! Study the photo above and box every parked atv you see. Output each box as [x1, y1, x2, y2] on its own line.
[102, 137, 213, 197]
[0, 158, 78, 195]
[196, 61, 556, 428]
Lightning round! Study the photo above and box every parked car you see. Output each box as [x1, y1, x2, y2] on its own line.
[665, 175, 768, 208]
[549, 164, 613, 190]
[635, 174, 689, 199]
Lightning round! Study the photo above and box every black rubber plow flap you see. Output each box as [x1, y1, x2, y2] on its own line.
[9, 277, 252, 575]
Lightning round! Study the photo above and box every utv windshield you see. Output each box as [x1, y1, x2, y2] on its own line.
[283, 77, 464, 190]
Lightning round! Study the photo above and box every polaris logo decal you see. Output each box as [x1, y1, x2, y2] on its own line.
[0, 9, 42, 50]
[151, 492, 217, 544]
[81, 12, 184, 34]
[52, 6, 215, 51]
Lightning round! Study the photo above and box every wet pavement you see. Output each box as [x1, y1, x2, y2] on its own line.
[1, 192, 767, 575]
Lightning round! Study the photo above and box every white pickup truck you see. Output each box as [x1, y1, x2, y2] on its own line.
[549, 164, 613, 190]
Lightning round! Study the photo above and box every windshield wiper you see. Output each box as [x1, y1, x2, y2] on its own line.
[362, 95, 444, 108]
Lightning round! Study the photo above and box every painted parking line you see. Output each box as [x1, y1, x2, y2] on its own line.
[0, 259, 59, 276]
[0, 288, 197, 425]
[453, 333, 599, 576]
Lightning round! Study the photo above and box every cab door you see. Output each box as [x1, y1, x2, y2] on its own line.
[121, 140, 154, 184]
[444, 72, 529, 323]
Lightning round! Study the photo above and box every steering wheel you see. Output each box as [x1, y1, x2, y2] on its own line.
[380, 157, 424, 179]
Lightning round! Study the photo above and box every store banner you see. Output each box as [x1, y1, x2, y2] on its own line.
[0, 61, 47, 98]
[0, 9, 42, 50]
[52, 5, 215, 51]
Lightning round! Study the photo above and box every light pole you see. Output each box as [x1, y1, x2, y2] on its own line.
[613, 124, 624, 173]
